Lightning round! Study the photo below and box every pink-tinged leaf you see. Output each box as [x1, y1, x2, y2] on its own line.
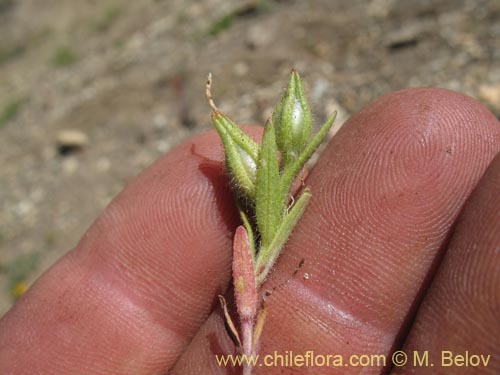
[233, 226, 257, 322]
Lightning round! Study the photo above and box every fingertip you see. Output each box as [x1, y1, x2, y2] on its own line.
[257, 85, 500, 356]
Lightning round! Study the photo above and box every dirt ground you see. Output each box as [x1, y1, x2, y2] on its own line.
[0, 0, 499, 315]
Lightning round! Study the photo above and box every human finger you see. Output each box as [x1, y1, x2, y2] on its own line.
[171, 88, 500, 374]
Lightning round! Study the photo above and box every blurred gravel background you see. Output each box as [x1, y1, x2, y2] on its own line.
[0, 0, 499, 315]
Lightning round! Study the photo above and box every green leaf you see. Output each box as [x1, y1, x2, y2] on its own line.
[255, 120, 282, 249]
[280, 111, 336, 206]
[256, 188, 312, 285]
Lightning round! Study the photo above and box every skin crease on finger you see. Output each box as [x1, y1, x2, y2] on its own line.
[0, 127, 262, 374]
[392, 152, 500, 375]
[171, 88, 500, 374]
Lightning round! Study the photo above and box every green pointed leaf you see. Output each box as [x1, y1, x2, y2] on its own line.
[255, 120, 282, 249]
[256, 188, 312, 285]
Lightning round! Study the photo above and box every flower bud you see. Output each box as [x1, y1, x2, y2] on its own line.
[233, 225, 257, 321]
[272, 69, 312, 163]
[211, 111, 259, 201]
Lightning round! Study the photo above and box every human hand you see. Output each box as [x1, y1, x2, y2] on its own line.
[1, 88, 499, 374]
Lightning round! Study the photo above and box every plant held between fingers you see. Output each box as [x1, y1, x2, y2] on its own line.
[207, 70, 336, 375]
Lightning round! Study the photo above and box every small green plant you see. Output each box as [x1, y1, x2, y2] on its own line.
[207, 70, 336, 374]
[0, 44, 26, 66]
[92, 6, 122, 33]
[0, 99, 25, 128]
[206, 0, 274, 37]
[207, 13, 234, 36]
[51, 46, 78, 67]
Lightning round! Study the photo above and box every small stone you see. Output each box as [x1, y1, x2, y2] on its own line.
[386, 22, 422, 51]
[246, 24, 274, 49]
[156, 140, 170, 153]
[368, 0, 395, 18]
[153, 114, 168, 129]
[479, 83, 500, 112]
[233, 61, 249, 77]
[96, 157, 111, 172]
[14, 200, 34, 217]
[56, 129, 89, 156]
[303, 273, 310, 280]
[62, 157, 79, 175]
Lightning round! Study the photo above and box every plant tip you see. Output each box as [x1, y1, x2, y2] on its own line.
[206, 72, 219, 112]
[206, 70, 336, 374]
